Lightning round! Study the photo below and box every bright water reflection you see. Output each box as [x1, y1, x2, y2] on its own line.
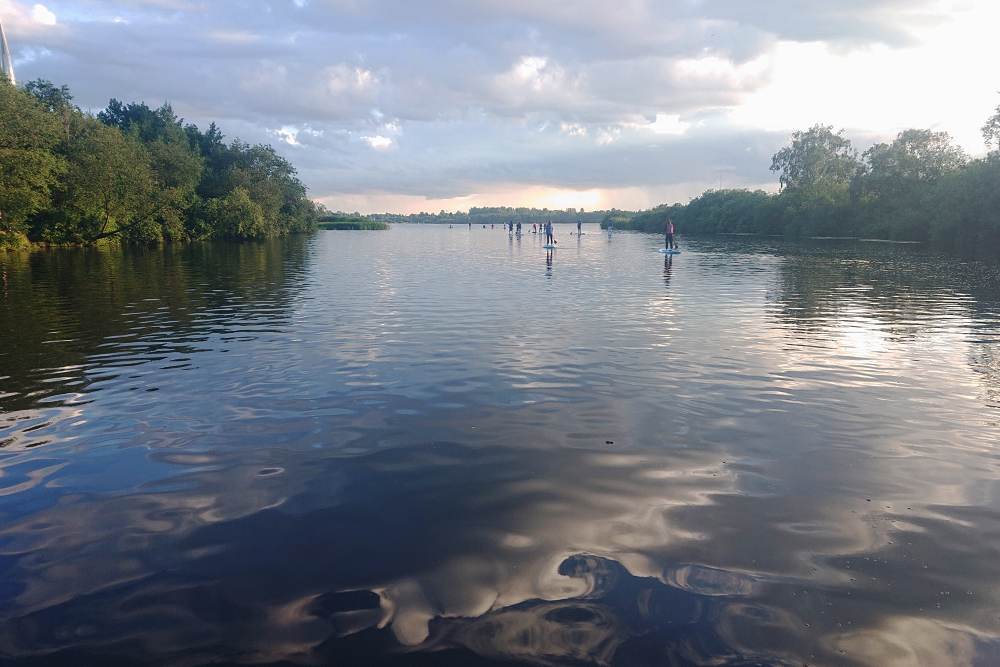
[1, 227, 999, 666]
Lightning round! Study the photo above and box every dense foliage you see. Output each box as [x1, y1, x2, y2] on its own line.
[611, 116, 1000, 257]
[318, 216, 389, 230]
[0, 79, 318, 249]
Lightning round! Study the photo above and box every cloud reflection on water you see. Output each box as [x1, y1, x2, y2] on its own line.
[1, 232, 1000, 666]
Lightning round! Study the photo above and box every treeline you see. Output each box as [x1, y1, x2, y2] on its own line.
[612, 108, 1000, 256]
[367, 206, 625, 226]
[0, 79, 318, 250]
[318, 215, 389, 230]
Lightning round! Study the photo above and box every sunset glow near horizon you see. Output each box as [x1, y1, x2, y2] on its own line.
[3, 0, 998, 214]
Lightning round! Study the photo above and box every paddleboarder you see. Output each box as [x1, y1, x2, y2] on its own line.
[665, 219, 675, 250]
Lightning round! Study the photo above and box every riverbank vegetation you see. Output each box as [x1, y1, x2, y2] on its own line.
[318, 215, 389, 230]
[607, 105, 1000, 256]
[0, 79, 318, 250]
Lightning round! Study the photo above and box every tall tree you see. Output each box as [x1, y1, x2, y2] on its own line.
[770, 124, 859, 208]
[61, 120, 157, 242]
[0, 80, 63, 233]
[855, 129, 967, 203]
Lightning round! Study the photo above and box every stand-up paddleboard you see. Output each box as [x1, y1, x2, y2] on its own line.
[659, 248, 681, 254]
[543, 244, 556, 249]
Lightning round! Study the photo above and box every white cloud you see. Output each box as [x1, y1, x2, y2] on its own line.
[729, 1, 1000, 154]
[675, 53, 770, 90]
[6, 0, 996, 210]
[326, 65, 377, 95]
[363, 136, 393, 150]
[595, 127, 621, 145]
[542, 189, 602, 209]
[31, 4, 56, 25]
[642, 114, 692, 136]
[275, 126, 300, 145]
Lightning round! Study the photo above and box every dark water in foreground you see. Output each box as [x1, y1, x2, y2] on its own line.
[1, 226, 1000, 667]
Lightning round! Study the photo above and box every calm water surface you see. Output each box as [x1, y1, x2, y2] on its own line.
[1, 226, 999, 666]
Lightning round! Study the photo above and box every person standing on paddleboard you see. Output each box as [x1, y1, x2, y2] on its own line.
[665, 219, 675, 250]
[545, 221, 555, 245]
[577, 220, 582, 235]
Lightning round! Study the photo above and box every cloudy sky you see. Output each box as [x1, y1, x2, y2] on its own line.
[2, 0, 998, 213]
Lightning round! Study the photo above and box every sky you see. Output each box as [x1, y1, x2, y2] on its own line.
[1, 0, 998, 214]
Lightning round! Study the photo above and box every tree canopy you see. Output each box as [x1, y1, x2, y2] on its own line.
[0, 78, 318, 249]
[770, 124, 859, 209]
[610, 105, 1000, 257]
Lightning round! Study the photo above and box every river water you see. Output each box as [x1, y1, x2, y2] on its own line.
[1, 225, 999, 666]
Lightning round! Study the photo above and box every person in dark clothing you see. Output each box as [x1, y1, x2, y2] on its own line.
[665, 219, 675, 249]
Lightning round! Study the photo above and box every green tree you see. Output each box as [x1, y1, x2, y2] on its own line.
[856, 129, 966, 202]
[61, 119, 157, 242]
[770, 124, 859, 208]
[0, 80, 63, 234]
[204, 186, 267, 238]
[23, 78, 82, 146]
[2, 82, 316, 247]
[134, 136, 203, 241]
[23, 79, 74, 113]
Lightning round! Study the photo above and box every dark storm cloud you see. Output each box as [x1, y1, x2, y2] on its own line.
[5, 0, 944, 207]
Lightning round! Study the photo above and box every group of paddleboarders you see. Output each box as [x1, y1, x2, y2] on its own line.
[467, 219, 677, 250]
[464, 218, 679, 253]
[490, 221, 557, 243]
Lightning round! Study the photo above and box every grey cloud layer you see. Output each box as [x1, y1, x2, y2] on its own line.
[9, 0, 941, 206]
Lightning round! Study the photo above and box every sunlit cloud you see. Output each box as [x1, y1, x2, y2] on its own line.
[560, 123, 587, 137]
[275, 126, 300, 146]
[363, 135, 393, 150]
[541, 189, 602, 209]
[729, 2, 1000, 154]
[641, 114, 692, 136]
[31, 4, 55, 25]
[675, 54, 770, 87]
[3, 0, 996, 211]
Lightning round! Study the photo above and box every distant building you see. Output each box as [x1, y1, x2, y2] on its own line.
[1, 15, 14, 85]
